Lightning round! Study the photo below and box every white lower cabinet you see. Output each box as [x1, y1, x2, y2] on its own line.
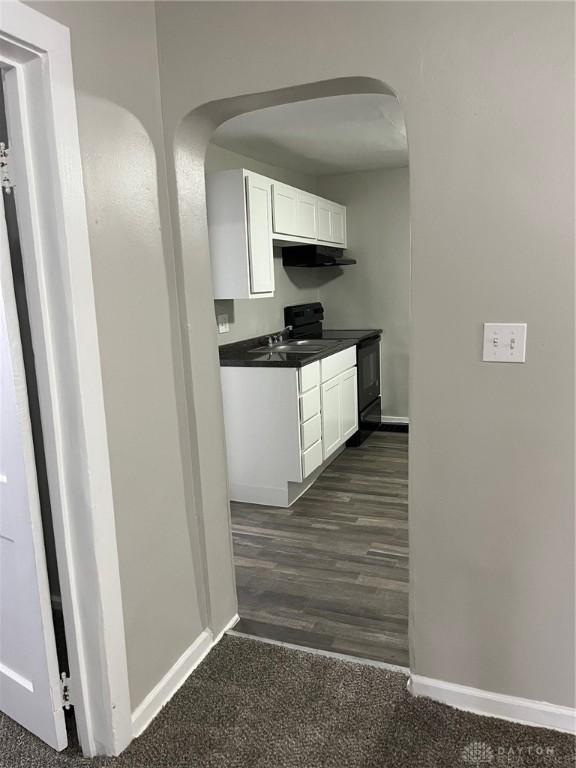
[321, 366, 358, 460]
[321, 376, 342, 459]
[340, 367, 359, 441]
[220, 350, 357, 507]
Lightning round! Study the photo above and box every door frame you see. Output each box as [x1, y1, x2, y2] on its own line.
[0, 1, 132, 756]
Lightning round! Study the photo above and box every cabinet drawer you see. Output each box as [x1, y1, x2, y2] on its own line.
[302, 439, 323, 479]
[300, 413, 321, 451]
[321, 347, 357, 383]
[299, 361, 320, 393]
[299, 386, 320, 422]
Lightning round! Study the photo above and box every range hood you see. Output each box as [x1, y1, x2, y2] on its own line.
[282, 244, 357, 268]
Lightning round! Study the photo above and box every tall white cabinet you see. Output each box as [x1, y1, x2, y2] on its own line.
[206, 169, 274, 300]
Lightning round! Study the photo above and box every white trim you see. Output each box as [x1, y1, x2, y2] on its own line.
[228, 630, 410, 675]
[410, 674, 576, 734]
[380, 415, 410, 425]
[1, 1, 131, 756]
[213, 613, 240, 645]
[132, 614, 240, 738]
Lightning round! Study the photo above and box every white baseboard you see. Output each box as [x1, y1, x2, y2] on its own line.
[132, 613, 239, 737]
[410, 674, 576, 734]
[213, 613, 240, 645]
[381, 415, 410, 424]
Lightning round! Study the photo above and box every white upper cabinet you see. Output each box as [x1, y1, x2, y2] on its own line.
[317, 197, 347, 246]
[206, 169, 347, 298]
[206, 169, 274, 300]
[246, 174, 275, 294]
[272, 182, 317, 240]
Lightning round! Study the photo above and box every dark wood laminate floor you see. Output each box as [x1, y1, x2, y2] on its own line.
[231, 430, 409, 667]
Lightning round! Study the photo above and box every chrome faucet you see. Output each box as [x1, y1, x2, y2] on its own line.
[266, 326, 293, 347]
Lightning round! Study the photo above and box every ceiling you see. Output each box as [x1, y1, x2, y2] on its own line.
[212, 94, 408, 176]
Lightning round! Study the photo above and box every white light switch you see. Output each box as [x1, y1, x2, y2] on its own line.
[482, 323, 527, 363]
[217, 314, 230, 334]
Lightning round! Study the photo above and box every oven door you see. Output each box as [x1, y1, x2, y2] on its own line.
[357, 336, 381, 412]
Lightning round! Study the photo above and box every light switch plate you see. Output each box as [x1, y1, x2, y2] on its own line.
[217, 314, 230, 334]
[482, 323, 527, 363]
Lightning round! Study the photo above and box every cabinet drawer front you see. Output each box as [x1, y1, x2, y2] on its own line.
[321, 347, 357, 383]
[299, 387, 320, 422]
[299, 361, 320, 393]
[302, 439, 323, 479]
[300, 413, 321, 451]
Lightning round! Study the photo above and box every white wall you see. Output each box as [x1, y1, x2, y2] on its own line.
[318, 168, 410, 419]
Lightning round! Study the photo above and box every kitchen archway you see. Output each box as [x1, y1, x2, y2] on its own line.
[171, 76, 411, 670]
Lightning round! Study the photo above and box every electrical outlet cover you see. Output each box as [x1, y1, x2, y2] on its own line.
[217, 314, 230, 334]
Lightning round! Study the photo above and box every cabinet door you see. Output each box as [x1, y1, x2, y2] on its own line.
[245, 175, 274, 294]
[296, 190, 317, 239]
[340, 367, 358, 441]
[321, 376, 342, 459]
[272, 182, 298, 236]
[330, 204, 346, 246]
[317, 198, 332, 241]
[317, 199, 346, 245]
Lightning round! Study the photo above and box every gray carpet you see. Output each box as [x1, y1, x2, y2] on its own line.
[1, 635, 574, 767]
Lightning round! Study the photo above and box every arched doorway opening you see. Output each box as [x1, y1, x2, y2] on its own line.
[172, 76, 411, 669]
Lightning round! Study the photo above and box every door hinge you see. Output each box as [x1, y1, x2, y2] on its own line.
[0, 143, 15, 194]
[60, 672, 72, 710]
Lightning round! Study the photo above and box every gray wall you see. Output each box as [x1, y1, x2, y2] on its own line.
[155, 0, 575, 709]
[25, 0, 575, 722]
[26, 1, 208, 711]
[317, 168, 410, 419]
[206, 145, 323, 344]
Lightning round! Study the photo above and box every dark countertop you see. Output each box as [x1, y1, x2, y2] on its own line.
[219, 328, 381, 368]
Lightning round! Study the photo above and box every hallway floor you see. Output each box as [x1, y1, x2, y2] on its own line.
[231, 429, 409, 666]
[3, 635, 573, 767]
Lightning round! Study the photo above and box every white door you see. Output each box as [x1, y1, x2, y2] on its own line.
[0, 194, 68, 751]
[321, 376, 342, 459]
[340, 367, 359, 441]
[295, 190, 317, 239]
[330, 204, 346, 246]
[245, 174, 274, 294]
[317, 199, 346, 245]
[272, 182, 298, 237]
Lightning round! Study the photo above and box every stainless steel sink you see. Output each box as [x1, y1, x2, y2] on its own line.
[249, 339, 337, 353]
